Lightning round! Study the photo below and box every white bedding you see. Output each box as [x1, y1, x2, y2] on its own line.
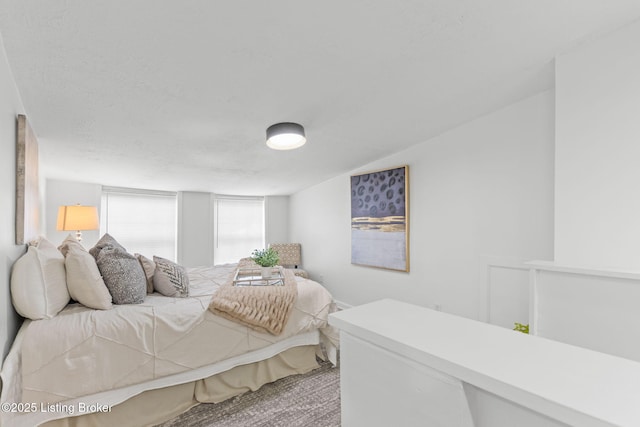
[1, 263, 338, 426]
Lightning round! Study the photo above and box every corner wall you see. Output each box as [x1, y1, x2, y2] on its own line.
[0, 33, 27, 358]
[265, 196, 289, 246]
[290, 91, 555, 319]
[178, 191, 214, 266]
[555, 18, 640, 270]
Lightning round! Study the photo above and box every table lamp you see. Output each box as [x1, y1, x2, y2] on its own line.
[56, 204, 99, 242]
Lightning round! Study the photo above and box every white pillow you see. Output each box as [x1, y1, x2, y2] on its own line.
[59, 235, 113, 310]
[11, 237, 70, 320]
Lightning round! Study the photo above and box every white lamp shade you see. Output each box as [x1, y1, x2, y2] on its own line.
[56, 205, 99, 231]
[266, 122, 306, 150]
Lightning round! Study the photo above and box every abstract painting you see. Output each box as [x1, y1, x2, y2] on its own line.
[351, 165, 409, 271]
[16, 114, 40, 245]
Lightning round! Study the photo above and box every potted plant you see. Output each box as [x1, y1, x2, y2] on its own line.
[513, 322, 529, 334]
[251, 248, 279, 279]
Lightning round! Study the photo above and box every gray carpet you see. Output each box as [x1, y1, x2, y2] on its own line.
[156, 360, 340, 427]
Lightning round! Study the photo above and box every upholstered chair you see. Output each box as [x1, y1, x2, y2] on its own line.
[268, 243, 309, 279]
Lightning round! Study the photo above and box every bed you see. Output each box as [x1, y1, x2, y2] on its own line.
[1, 236, 338, 427]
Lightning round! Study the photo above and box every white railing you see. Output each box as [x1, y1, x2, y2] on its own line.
[330, 299, 640, 427]
[527, 261, 640, 362]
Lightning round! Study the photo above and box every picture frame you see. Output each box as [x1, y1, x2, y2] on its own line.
[350, 165, 409, 272]
[16, 114, 40, 245]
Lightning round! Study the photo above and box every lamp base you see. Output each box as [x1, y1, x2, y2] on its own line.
[75, 230, 83, 242]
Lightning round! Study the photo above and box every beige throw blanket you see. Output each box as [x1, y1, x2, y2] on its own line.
[209, 267, 298, 335]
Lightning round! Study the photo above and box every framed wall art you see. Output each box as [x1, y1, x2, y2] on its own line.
[350, 165, 409, 272]
[16, 114, 40, 245]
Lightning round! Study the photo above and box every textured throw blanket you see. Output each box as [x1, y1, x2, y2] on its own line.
[209, 266, 298, 335]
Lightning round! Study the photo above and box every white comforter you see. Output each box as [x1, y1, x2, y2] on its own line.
[15, 264, 337, 404]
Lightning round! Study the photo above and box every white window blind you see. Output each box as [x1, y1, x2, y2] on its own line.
[101, 187, 177, 260]
[214, 196, 264, 265]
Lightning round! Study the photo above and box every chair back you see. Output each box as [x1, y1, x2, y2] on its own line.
[269, 243, 302, 268]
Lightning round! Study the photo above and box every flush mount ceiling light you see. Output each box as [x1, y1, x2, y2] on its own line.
[266, 122, 306, 150]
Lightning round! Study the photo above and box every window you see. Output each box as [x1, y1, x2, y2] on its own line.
[101, 187, 177, 260]
[213, 196, 264, 265]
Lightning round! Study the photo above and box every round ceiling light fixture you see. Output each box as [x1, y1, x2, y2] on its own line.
[266, 122, 306, 150]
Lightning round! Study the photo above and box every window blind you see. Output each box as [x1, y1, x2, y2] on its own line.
[101, 187, 177, 260]
[213, 196, 264, 265]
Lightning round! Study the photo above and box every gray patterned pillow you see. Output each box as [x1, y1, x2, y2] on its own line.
[89, 233, 127, 259]
[96, 246, 146, 304]
[153, 256, 189, 298]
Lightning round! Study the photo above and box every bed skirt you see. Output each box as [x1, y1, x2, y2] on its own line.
[1, 326, 334, 427]
[40, 345, 321, 427]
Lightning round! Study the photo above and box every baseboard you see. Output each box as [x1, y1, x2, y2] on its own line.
[334, 300, 353, 310]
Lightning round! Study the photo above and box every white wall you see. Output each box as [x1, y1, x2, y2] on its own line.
[555, 18, 640, 271]
[0, 33, 28, 358]
[291, 91, 555, 319]
[178, 191, 214, 267]
[265, 195, 290, 246]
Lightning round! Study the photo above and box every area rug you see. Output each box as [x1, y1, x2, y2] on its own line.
[156, 360, 340, 427]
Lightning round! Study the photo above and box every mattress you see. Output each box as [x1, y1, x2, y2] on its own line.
[0, 263, 338, 426]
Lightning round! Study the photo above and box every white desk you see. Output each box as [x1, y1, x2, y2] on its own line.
[329, 299, 640, 427]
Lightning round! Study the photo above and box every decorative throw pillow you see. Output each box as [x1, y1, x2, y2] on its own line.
[59, 235, 112, 310]
[89, 233, 126, 259]
[135, 253, 156, 294]
[153, 256, 189, 298]
[10, 237, 70, 319]
[96, 246, 146, 304]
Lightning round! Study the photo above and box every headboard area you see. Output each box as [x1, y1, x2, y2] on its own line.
[529, 261, 640, 362]
[2, 252, 24, 360]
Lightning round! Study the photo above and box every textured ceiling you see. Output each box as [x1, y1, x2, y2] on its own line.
[1, 1, 639, 195]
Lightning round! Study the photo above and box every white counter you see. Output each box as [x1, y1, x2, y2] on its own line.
[330, 299, 640, 427]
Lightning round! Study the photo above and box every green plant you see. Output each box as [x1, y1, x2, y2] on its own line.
[513, 322, 529, 334]
[251, 248, 279, 267]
